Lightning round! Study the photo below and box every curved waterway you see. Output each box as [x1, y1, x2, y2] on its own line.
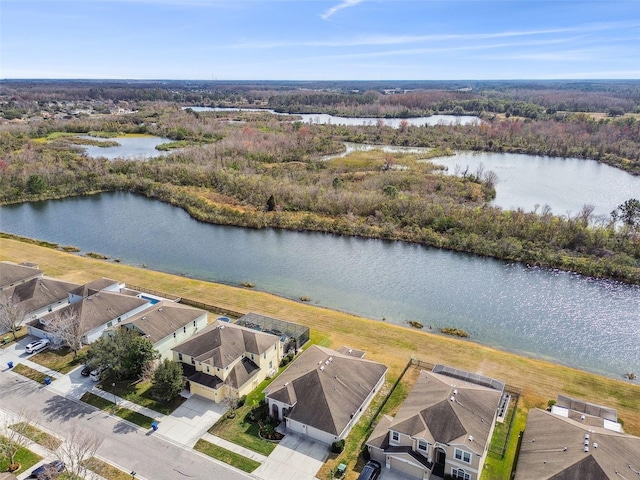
[1, 192, 638, 380]
[184, 106, 479, 128]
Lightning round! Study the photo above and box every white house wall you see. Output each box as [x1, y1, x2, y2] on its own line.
[153, 313, 207, 360]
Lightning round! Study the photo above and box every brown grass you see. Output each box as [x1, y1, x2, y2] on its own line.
[2, 238, 640, 434]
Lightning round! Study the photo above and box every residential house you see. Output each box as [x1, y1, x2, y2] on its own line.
[32, 289, 150, 344]
[0, 261, 43, 292]
[514, 395, 640, 479]
[118, 301, 208, 360]
[172, 320, 282, 403]
[0, 277, 80, 322]
[265, 345, 387, 445]
[366, 365, 504, 480]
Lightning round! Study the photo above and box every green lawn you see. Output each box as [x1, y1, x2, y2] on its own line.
[30, 346, 87, 374]
[482, 403, 529, 480]
[84, 457, 133, 480]
[208, 368, 293, 457]
[102, 379, 186, 416]
[10, 422, 62, 450]
[80, 392, 155, 429]
[0, 440, 42, 475]
[0, 326, 29, 349]
[208, 410, 276, 456]
[194, 439, 261, 473]
[11, 363, 52, 384]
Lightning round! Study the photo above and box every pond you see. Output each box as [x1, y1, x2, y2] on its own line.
[79, 135, 174, 160]
[1, 192, 638, 380]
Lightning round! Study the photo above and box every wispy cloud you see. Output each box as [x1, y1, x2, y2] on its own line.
[321, 0, 365, 20]
[230, 22, 637, 49]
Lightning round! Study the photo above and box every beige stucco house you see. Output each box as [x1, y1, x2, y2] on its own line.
[366, 365, 504, 480]
[172, 319, 282, 403]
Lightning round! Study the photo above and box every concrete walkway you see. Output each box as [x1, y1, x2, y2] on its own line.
[252, 432, 328, 480]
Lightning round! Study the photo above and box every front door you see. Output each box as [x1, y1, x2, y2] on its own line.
[433, 448, 446, 478]
[272, 403, 279, 421]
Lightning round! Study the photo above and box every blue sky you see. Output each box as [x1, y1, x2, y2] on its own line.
[1, 0, 639, 80]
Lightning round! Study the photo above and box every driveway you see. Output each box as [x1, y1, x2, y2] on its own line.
[158, 394, 226, 447]
[253, 432, 329, 480]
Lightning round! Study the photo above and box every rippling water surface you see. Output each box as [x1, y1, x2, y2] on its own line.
[1, 192, 638, 379]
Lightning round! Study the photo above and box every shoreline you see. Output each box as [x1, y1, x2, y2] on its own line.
[2, 236, 639, 435]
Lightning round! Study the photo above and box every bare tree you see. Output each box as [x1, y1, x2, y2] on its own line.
[0, 411, 36, 472]
[223, 379, 239, 418]
[45, 307, 84, 356]
[0, 297, 26, 340]
[55, 424, 104, 480]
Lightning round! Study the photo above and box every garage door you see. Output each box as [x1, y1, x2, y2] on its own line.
[389, 456, 425, 479]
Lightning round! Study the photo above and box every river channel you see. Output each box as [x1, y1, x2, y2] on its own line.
[184, 106, 479, 128]
[1, 192, 638, 380]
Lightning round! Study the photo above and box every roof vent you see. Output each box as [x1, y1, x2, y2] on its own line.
[328, 356, 333, 362]
[453, 389, 458, 395]
[284, 382, 289, 386]
[348, 349, 353, 353]
[580, 415, 586, 421]
[593, 442, 598, 449]
[450, 396, 455, 402]
[320, 365, 325, 371]
[468, 435, 473, 442]
[158, 307, 163, 312]
[584, 446, 589, 452]
[584, 434, 589, 440]
[142, 316, 146, 320]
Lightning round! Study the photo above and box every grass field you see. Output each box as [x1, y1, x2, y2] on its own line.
[11, 363, 52, 384]
[80, 392, 155, 429]
[194, 439, 261, 473]
[10, 422, 62, 450]
[2, 237, 640, 440]
[0, 441, 41, 475]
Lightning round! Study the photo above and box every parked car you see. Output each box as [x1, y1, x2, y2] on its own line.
[25, 338, 50, 354]
[30, 460, 65, 479]
[80, 365, 92, 376]
[90, 367, 103, 382]
[357, 460, 381, 480]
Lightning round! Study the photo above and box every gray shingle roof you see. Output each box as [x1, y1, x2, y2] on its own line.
[265, 345, 387, 436]
[119, 301, 206, 344]
[0, 261, 42, 289]
[41, 290, 148, 335]
[370, 369, 501, 449]
[1, 277, 79, 313]
[172, 321, 279, 369]
[515, 408, 640, 480]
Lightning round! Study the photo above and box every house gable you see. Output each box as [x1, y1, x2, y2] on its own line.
[421, 399, 467, 444]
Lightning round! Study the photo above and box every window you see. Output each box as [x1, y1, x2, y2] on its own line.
[183, 326, 186, 333]
[178, 353, 183, 361]
[173, 332, 176, 338]
[391, 431, 399, 442]
[193, 320, 196, 327]
[191, 357, 195, 365]
[454, 449, 471, 464]
[107, 321, 113, 328]
[452, 468, 470, 480]
[417, 440, 428, 453]
[269, 361, 273, 369]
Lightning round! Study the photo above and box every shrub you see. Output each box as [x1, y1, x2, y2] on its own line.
[331, 439, 345, 454]
[237, 395, 247, 408]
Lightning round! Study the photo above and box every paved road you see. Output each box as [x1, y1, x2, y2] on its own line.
[0, 370, 251, 480]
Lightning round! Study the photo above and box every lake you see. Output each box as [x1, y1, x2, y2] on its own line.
[184, 106, 480, 128]
[431, 152, 640, 218]
[79, 135, 173, 160]
[1, 192, 638, 380]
